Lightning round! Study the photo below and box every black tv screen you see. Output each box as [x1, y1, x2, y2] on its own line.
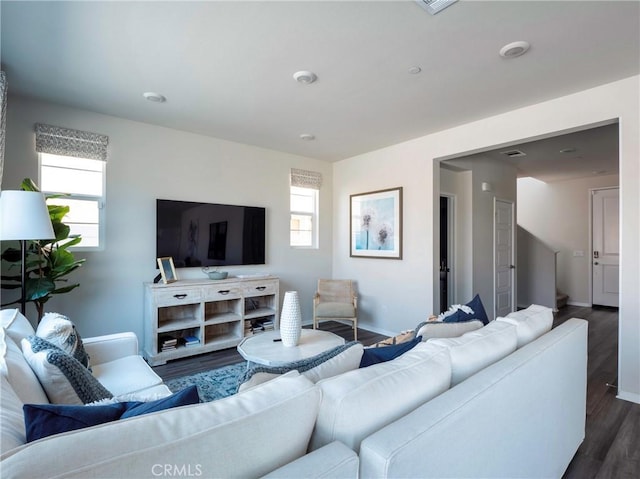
[156, 199, 266, 268]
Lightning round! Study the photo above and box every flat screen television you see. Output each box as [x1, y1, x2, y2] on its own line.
[156, 199, 266, 268]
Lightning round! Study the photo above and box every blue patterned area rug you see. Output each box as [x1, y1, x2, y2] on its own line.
[165, 362, 247, 402]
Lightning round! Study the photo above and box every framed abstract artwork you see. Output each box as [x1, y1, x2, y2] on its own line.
[350, 187, 403, 259]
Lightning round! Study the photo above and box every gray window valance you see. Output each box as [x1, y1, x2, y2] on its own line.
[290, 168, 322, 190]
[35, 123, 109, 161]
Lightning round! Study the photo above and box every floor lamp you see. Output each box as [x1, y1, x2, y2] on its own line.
[0, 190, 55, 315]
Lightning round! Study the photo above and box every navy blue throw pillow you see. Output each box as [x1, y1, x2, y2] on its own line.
[359, 336, 422, 368]
[24, 385, 199, 442]
[442, 294, 489, 325]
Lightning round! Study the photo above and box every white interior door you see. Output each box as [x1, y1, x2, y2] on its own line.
[592, 188, 619, 307]
[495, 199, 515, 318]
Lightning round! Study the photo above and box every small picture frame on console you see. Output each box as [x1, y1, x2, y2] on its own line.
[157, 257, 178, 284]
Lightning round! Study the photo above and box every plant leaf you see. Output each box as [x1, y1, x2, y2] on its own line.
[25, 277, 55, 301]
[20, 178, 40, 192]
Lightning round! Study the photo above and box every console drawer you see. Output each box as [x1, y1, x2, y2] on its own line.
[154, 288, 203, 306]
[243, 281, 278, 297]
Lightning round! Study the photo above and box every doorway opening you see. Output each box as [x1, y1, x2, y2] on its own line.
[439, 195, 455, 313]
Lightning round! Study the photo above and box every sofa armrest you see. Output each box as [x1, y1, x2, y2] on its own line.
[261, 441, 358, 479]
[83, 332, 139, 365]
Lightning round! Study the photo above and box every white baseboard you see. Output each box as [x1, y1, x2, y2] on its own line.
[306, 319, 396, 338]
[566, 301, 591, 307]
[354, 322, 397, 338]
[617, 389, 640, 405]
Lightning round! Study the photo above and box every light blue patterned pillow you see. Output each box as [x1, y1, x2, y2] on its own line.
[22, 336, 112, 405]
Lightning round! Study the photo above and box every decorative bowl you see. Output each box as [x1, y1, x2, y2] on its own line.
[202, 268, 228, 280]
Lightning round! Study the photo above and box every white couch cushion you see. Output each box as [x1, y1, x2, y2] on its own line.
[497, 304, 553, 348]
[0, 329, 49, 404]
[429, 320, 518, 386]
[310, 341, 451, 453]
[0, 371, 322, 479]
[262, 441, 359, 479]
[1, 308, 35, 345]
[91, 355, 164, 396]
[0, 374, 27, 454]
[416, 319, 484, 339]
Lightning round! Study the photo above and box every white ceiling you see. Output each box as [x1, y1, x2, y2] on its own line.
[443, 122, 620, 183]
[1, 1, 639, 170]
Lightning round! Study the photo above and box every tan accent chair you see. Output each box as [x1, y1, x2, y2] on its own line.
[313, 279, 358, 340]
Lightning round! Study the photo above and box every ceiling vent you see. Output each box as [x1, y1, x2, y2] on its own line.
[415, 0, 458, 15]
[501, 149, 527, 158]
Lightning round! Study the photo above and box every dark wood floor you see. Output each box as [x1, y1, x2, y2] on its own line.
[557, 305, 640, 479]
[153, 308, 639, 478]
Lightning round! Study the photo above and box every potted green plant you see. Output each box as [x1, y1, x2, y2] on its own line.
[1, 178, 85, 321]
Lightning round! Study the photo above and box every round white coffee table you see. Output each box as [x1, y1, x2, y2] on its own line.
[237, 329, 345, 367]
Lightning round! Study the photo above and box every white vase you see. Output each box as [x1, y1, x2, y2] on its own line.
[280, 291, 302, 347]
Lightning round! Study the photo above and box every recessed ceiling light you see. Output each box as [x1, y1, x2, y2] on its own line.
[499, 41, 530, 59]
[293, 71, 317, 84]
[143, 92, 166, 103]
[408, 66, 422, 75]
[299, 134, 315, 141]
[559, 147, 577, 154]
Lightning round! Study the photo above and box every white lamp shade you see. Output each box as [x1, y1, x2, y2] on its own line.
[0, 190, 55, 240]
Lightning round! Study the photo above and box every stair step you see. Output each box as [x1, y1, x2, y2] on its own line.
[556, 291, 569, 309]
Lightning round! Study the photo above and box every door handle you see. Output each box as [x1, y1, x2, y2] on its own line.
[509, 265, 516, 269]
[594, 262, 599, 265]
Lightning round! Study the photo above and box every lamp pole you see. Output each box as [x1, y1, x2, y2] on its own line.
[19, 239, 27, 315]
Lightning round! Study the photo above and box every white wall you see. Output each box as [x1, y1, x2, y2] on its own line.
[517, 226, 558, 309]
[333, 75, 640, 404]
[440, 157, 518, 319]
[518, 175, 619, 306]
[3, 95, 334, 340]
[440, 168, 472, 304]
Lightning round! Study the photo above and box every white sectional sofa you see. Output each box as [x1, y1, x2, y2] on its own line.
[0, 306, 587, 478]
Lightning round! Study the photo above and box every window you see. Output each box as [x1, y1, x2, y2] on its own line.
[35, 123, 109, 250]
[290, 186, 318, 247]
[290, 168, 322, 248]
[39, 153, 105, 249]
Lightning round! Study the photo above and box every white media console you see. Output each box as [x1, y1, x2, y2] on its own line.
[143, 276, 279, 366]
